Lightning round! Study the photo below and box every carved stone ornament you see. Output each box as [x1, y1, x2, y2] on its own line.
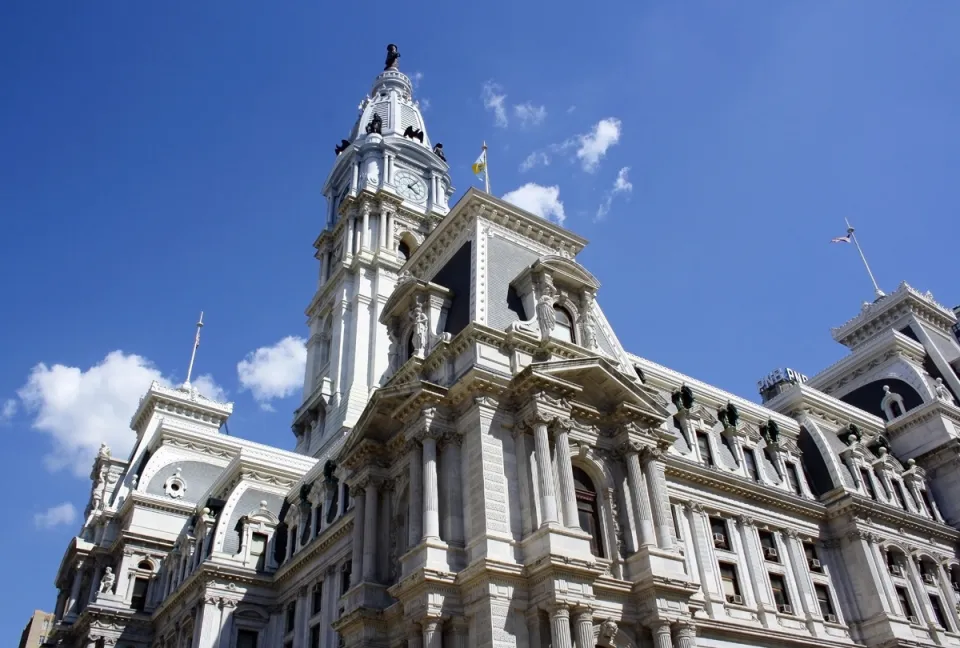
[163, 468, 187, 499]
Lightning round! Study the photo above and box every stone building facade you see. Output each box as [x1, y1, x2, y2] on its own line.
[44, 46, 960, 648]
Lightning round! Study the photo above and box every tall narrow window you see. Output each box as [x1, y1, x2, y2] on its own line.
[930, 595, 950, 630]
[804, 542, 823, 572]
[697, 432, 714, 467]
[341, 562, 351, 595]
[131, 578, 149, 612]
[310, 625, 322, 648]
[769, 574, 792, 613]
[891, 480, 907, 509]
[572, 467, 604, 558]
[552, 306, 574, 343]
[896, 586, 915, 620]
[285, 603, 296, 633]
[921, 488, 937, 518]
[718, 563, 742, 604]
[251, 533, 268, 572]
[710, 517, 728, 549]
[312, 582, 323, 616]
[890, 400, 904, 418]
[758, 531, 779, 562]
[236, 630, 259, 648]
[815, 584, 836, 620]
[859, 468, 876, 500]
[785, 463, 802, 495]
[743, 448, 760, 482]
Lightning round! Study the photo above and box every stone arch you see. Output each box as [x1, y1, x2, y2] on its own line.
[397, 231, 421, 261]
[571, 446, 619, 565]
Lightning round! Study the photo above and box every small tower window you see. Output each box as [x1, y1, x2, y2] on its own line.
[131, 578, 149, 612]
[572, 467, 604, 558]
[398, 240, 411, 261]
[552, 306, 574, 343]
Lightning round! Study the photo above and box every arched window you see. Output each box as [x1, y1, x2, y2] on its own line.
[572, 467, 604, 558]
[398, 240, 411, 261]
[552, 306, 574, 343]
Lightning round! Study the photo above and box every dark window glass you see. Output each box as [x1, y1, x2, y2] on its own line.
[921, 488, 937, 517]
[341, 562, 351, 595]
[237, 630, 258, 648]
[285, 603, 296, 633]
[552, 307, 574, 343]
[891, 400, 904, 418]
[743, 449, 759, 482]
[786, 463, 802, 495]
[290, 526, 299, 552]
[310, 625, 322, 648]
[710, 517, 727, 540]
[572, 467, 604, 558]
[315, 506, 323, 537]
[814, 584, 835, 618]
[398, 240, 411, 261]
[697, 433, 714, 466]
[671, 505, 682, 541]
[891, 480, 907, 509]
[759, 531, 779, 562]
[719, 562, 741, 598]
[131, 578, 149, 612]
[930, 595, 951, 630]
[896, 586, 914, 618]
[859, 468, 876, 499]
[312, 583, 323, 616]
[769, 573, 790, 608]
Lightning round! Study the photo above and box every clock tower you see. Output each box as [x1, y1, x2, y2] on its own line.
[293, 45, 453, 458]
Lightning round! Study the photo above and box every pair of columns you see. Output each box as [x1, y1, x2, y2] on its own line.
[529, 416, 579, 529]
[407, 430, 463, 545]
[350, 476, 388, 583]
[622, 443, 674, 550]
[543, 605, 594, 648]
[343, 205, 396, 257]
[650, 620, 698, 648]
[407, 618, 468, 648]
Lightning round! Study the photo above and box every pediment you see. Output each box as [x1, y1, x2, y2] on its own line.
[517, 357, 670, 423]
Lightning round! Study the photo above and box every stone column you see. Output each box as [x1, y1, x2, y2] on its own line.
[735, 516, 773, 611]
[361, 203, 370, 251]
[362, 479, 380, 582]
[514, 429, 534, 536]
[350, 483, 366, 584]
[450, 619, 469, 648]
[422, 434, 441, 540]
[782, 530, 816, 619]
[346, 213, 356, 256]
[442, 434, 464, 545]
[554, 420, 579, 529]
[643, 448, 674, 549]
[65, 563, 85, 617]
[527, 608, 543, 648]
[378, 207, 388, 251]
[650, 620, 672, 648]
[220, 599, 237, 648]
[572, 607, 594, 648]
[386, 212, 395, 251]
[549, 604, 573, 648]
[672, 621, 698, 648]
[422, 617, 442, 648]
[623, 444, 654, 547]
[408, 624, 423, 648]
[533, 419, 559, 526]
[408, 441, 423, 546]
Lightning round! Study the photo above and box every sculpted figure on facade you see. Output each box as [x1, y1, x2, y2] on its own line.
[98, 567, 115, 595]
[935, 378, 953, 403]
[409, 299, 428, 357]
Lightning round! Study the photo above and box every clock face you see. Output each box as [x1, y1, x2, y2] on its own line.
[395, 170, 427, 203]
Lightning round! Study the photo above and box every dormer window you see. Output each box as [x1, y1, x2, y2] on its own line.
[552, 306, 574, 343]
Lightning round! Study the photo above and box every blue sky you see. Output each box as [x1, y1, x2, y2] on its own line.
[2, 1, 959, 640]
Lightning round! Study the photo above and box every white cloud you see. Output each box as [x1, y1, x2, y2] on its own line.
[514, 102, 547, 127]
[411, 71, 424, 88]
[482, 81, 508, 128]
[502, 183, 566, 225]
[16, 351, 226, 477]
[567, 105, 577, 114]
[595, 166, 633, 222]
[576, 117, 622, 172]
[34, 502, 77, 529]
[237, 336, 307, 411]
[419, 97, 431, 111]
[0, 398, 16, 424]
[519, 151, 550, 172]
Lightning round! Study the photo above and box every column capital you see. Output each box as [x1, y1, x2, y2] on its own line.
[641, 445, 667, 463]
[618, 440, 645, 458]
[409, 406, 453, 441]
[735, 514, 754, 528]
[572, 605, 594, 622]
[439, 430, 463, 449]
[421, 616, 442, 631]
[782, 528, 800, 540]
[672, 619, 698, 638]
[550, 417, 576, 435]
[548, 602, 570, 618]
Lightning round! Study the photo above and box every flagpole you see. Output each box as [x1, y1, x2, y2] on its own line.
[845, 218, 884, 298]
[184, 311, 204, 387]
[483, 141, 490, 194]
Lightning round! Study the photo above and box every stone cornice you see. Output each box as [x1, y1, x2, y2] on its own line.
[831, 281, 957, 348]
[130, 381, 233, 432]
[886, 398, 960, 436]
[764, 383, 886, 433]
[821, 490, 960, 544]
[806, 328, 926, 394]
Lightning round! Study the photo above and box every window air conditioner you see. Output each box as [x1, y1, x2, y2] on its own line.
[726, 594, 742, 605]
[713, 533, 727, 548]
[824, 614, 837, 623]
[764, 547, 779, 560]
[777, 604, 793, 615]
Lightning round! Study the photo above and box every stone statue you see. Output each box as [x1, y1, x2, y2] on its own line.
[334, 139, 351, 155]
[599, 619, 619, 644]
[99, 567, 115, 594]
[98, 443, 111, 459]
[581, 315, 598, 350]
[323, 461, 339, 525]
[403, 126, 424, 143]
[680, 384, 695, 410]
[535, 292, 556, 341]
[384, 44, 400, 70]
[717, 407, 729, 427]
[935, 378, 953, 402]
[365, 113, 382, 135]
[432, 143, 446, 161]
[410, 301, 428, 357]
[762, 419, 780, 444]
[726, 402, 739, 427]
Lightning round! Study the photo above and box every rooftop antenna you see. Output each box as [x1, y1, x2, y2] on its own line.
[183, 311, 204, 388]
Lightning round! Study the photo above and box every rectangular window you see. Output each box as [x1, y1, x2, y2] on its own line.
[859, 468, 876, 499]
[718, 562, 741, 602]
[131, 578, 149, 612]
[814, 584, 835, 618]
[930, 594, 951, 630]
[896, 586, 914, 619]
[710, 517, 728, 548]
[285, 603, 296, 633]
[341, 562, 352, 595]
[671, 505, 682, 541]
[804, 542, 823, 571]
[891, 480, 908, 509]
[759, 531, 779, 562]
[785, 463, 802, 495]
[697, 433, 714, 466]
[251, 533, 268, 571]
[312, 582, 323, 616]
[921, 488, 937, 517]
[769, 573, 791, 610]
[743, 448, 760, 482]
[237, 630, 258, 648]
[310, 625, 322, 648]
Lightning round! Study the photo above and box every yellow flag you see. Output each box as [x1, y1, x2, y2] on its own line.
[471, 148, 487, 176]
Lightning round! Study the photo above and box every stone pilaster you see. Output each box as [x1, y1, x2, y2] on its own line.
[514, 428, 535, 536]
[643, 447, 674, 550]
[526, 608, 543, 648]
[408, 624, 422, 648]
[572, 607, 594, 648]
[361, 478, 380, 582]
[441, 432, 464, 545]
[553, 418, 579, 529]
[422, 433, 441, 540]
[532, 415, 559, 526]
[734, 516, 775, 626]
[351, 485, 366, 581]
[622, 442, 654, 547]
[422, 617, 441, 648]
[450, 618, 469, 648]
[407, 440, 423, 547]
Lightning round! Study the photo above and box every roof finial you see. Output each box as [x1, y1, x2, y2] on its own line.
[183, 311, 204, 388]
[384, 44, 400, 71]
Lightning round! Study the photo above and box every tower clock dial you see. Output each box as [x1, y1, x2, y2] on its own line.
[395, 170, 427, 203]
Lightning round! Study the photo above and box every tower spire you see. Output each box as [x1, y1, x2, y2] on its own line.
[183, 311, 204, 388]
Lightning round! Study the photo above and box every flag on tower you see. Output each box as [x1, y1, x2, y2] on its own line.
[472, 143, 490, 193]
[831, 231, 853, 244]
